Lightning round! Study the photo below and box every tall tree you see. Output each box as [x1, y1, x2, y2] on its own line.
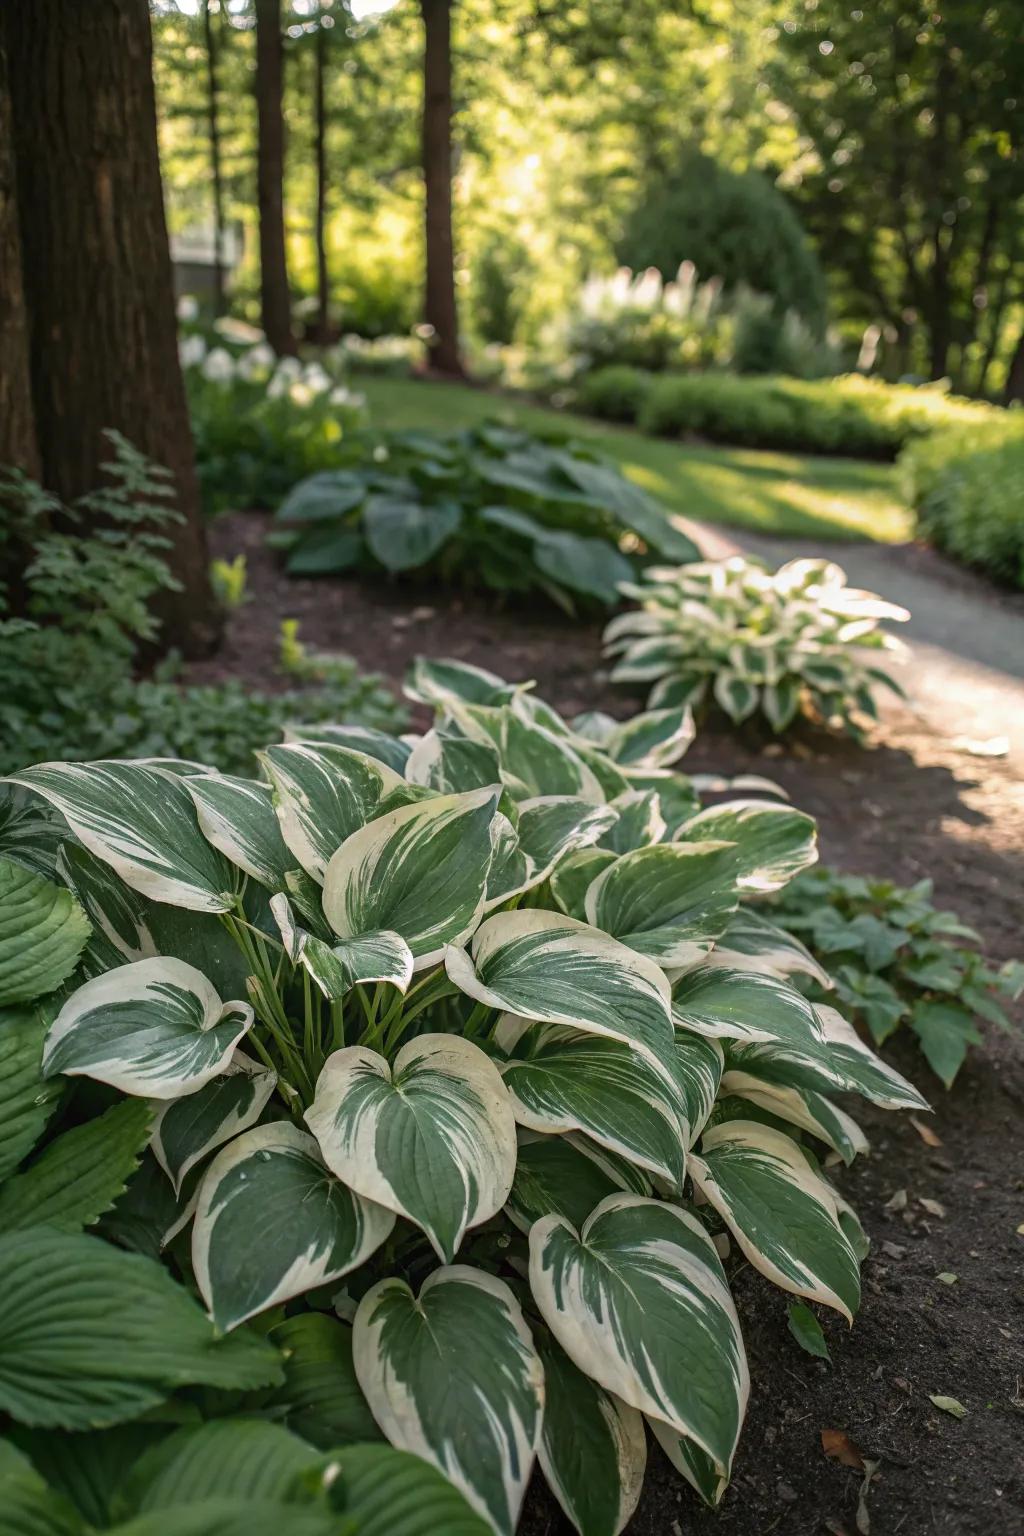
[255, 0, 297, 354]
[202, 0, 227, 315]
[8, 0, 218, 656]
[313, 0, 331, 344]
[420, 0, 463, 375]
[0, 23, 38, 482]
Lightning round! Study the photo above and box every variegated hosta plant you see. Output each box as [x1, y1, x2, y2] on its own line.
[1, 657, 927, 1536]
[605, 555, 909, 737]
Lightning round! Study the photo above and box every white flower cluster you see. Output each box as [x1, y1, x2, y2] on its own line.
[177, 321, 365, 412]
[578, 261, 724, 322]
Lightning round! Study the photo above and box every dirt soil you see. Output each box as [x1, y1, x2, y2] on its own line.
[194, 512, 1024, 1536]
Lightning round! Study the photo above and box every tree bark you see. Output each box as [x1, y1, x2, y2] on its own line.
[255, 0, 296, 355]
[0, 24, 38, 482]
[313, 2, 330, 344]
[8, 0, 219, 656]
[1004, 324, 1024, 406]
[420, 0, 463, 376]
[202, 0, 227, 316]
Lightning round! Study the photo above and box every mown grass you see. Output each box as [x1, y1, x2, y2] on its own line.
[359, 375, 913, 544]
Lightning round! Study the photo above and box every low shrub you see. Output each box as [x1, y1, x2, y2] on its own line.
[605, 555, 908, 738]
[0, 654, 926, 1529]
[900, 417, 1024, 587]
[579, 368, 1002, 459]
[0, 439, 405, 778]
[269, 422, 700, 610]
[772, 868, 1024, 1086]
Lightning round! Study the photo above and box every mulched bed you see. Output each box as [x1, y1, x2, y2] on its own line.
[191, 511, 1024, 1536]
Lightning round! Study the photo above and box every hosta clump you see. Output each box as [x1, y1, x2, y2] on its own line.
[605, 555, 909, 737]
[0, 657, 927, 1534]
[269, 422, 699, 609]
[771, 868, 1024, 1087]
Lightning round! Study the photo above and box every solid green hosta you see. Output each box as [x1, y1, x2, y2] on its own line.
[605, 555, 909, 738]
[0, 656, 927, 1534]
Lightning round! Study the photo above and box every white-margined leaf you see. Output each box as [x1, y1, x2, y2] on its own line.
[151, 1049, 278, 1195]
[8, 762, 237, 912]
[597, 790, 666, 854]
[713, 671, 759, 723]
[646, 1420, 729, 1509]
[529, 1194, 748, 1472]
[504, 1132, 638, 1235]
[515, 797, 618, 885]
[0, 857, 90, 1006]
[404, 655, 511, 709]
[183, 773, 293, 889]
[43, 957, 253, 1099]
[537, 1336, 646, 1536]
[710, 908, 832, 988]
[620, 770, 700, 838]
[815, 1004, 930, 1110]
[259, 743, 401, 883]
[193, 1121, 394, 1331]
[304, 1034, 517, 1262]
[603, 706, 695, 769]
[720, 1070, 868, 1165]
[284, 723, 413, 777]
[322, 787, 500, 969]
[500, 706, 605, 804]
[672, 965, 826, 1054]
[353, 1266, 544, 1536]
[446, 909, 675, 1077]
[584, 842, 739, 968]
[405, 731, 503, 795]
[270, 894, 413, 998]
[673, 1029, 724, 1147]
[549, 848, 617, 921]
[674, 800, 817, 893]
[498, 1022, 687, 1187]
[689, 1121, 862, 1321]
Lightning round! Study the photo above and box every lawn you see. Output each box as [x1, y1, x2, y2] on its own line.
[359, 375, 913, 544]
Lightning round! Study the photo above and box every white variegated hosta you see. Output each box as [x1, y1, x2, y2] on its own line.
[3, 656, 922, 1535]
[605, 555, 908, 737]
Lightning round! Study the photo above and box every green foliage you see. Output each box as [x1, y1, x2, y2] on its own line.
[578, 369, 1003, 458]
[270, 422, 699, 609]
[0, 656, 930, 1530]
[606, 556, 908, 738]
[619, 151, 827, 327]
[900, 417, 1024, 587]
[0, 442, 405, 779]
[772, 867, 1024, 1086]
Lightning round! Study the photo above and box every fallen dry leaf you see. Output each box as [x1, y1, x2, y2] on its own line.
[950, 734, 1009, 757]
[821, 1428, 865, 1469]
[857, 1458, 881, 1535]
[884, 1188, 908, 1213]
[936, 1272, 958, 1286]
[909, 1116, 942, 1148]
[930, 1394, 968, 1419]
[918, 1196, 947, 1218]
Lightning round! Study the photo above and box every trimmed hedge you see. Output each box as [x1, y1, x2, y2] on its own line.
[900, 418, 1024, 587]
[575, 368, 1002, 459]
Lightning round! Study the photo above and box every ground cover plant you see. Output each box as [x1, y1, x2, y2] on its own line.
[900, 416, 1024, 589]
[0, 654, 927, 1534]
[771, 868, 1024, 1088]
[268, 422, 700, 610]
[0, 438, 405, 778]
[576, 369, 1003, 459]
[605, 555, 908, 738]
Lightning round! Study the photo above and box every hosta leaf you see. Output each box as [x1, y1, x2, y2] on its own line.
[43, 958, 253, 1100]
[259, 743, 399, 883]
[815, 1004, 930, 1109]
[182, 774, 292, 890]
[549, 847, 617, 920]
[5, 1423, 171, 1530]
[537, 1337, 646, 1536]
[585, 841, 740, 967]
[0, 1228, 281, 1429]
[762, 678, 801, 733]
[672, 965, 826, 1053]
[597, 790, 666, 854]
[322, 787, 499, 969]
[304, 1034, 517, 1262]
[0, 1439, 84, 1536]
[119, 1419, 320, 1513]
[0, 859, 90, 1006]
[0, 1098, 152, 1235]
[324, 1443, 494, 1536]
[713, 671, 759, 723]
[284, 723, 413, 777]
[446, 909, 675, 1077]
[263, 1313, 381, 1448]
[151, 1050, 277, 1195]
[720, 1070, 868, 1165]
[363, 493, 462, 570]
[404, 656, 510, 709]
[675, 800, 817, 893]
[504, 1133, 630, 1234]
[514, 797, 618, 884]
[711, 908, 832, 988]
[532, 529, 633, 604]
[353, 1266, 544, 1536]
[646, 1420, 729, 1509]
[673, 1029, 724, 1147]
[498, 1022, 687, 1187]
[622, 770, 699, 838]
[271, 894, 414, 999]
[0, 783, 66, 878]
[603, 705, 695, 769]
[108, 1503, 335, 1536]
[8, 763, 237, 913]
[0, 1006, 63, 1181]
[690, 1121, 862, 1321]
[276, 468, 367, 523]
[529, 1194, 748, 1472]
[192, 1120, 394, 1331]
[405, 731, 503, 795]
[501, 708, 604, 803]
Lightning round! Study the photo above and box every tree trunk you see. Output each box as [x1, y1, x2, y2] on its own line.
[8, 0, 219, 656]
[202, 0, 227, 316]
[255, 0, 296, 355]
[420, 0, 463, 376]
[1004, 325, 1024, 406]
[313, 2, 330, 344]
[0, 25, 38, 482]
